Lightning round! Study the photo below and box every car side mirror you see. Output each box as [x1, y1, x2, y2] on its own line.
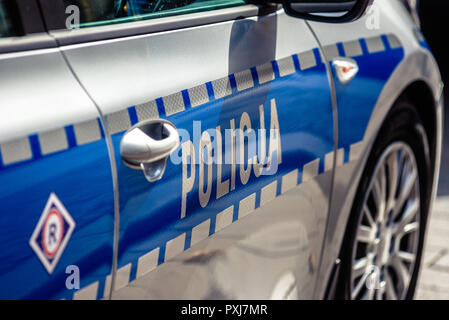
[281, 0, 373, 23]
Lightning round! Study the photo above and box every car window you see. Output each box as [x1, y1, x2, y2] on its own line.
[63, 0, 248, 28]
[0, 0, 21, 37]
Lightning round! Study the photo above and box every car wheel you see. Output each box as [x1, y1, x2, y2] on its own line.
[338, 100, 432, 300]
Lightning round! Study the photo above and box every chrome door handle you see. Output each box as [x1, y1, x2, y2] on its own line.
[120, 119, 180, 182]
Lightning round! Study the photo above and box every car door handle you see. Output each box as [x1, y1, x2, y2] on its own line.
[120, 119, 180, 182]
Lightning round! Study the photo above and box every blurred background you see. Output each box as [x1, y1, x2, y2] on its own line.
[415, 0, 449, 299]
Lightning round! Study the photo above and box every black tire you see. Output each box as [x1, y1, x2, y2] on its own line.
[337, 100, 432, 300]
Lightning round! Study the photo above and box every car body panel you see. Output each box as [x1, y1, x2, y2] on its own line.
[0, 45, 115, 299]
[57, 9, 337, 299]
[0, 0, 443, 300]
[308, 0, 443, 298]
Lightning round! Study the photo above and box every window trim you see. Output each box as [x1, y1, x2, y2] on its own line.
[0, 2, 278, 54]
[0, 32, 57, 54]
[45, 3, 279, 46]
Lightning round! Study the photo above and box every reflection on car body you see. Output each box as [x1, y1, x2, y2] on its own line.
[0, 0, 443, 300]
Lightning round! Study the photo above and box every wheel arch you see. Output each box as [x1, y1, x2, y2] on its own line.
[399, 80, 439, 190]
[319, 49, 443, 299]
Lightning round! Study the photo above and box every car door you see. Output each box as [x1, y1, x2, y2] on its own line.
[0, 1, 115, 299]
[43, 0, 337, 299]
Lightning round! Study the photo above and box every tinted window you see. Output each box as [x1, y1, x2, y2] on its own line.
[63, 0, 247, 28]
[0, 1, 20, 37]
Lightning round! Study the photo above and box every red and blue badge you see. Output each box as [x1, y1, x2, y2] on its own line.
[29, 193, 76, 274]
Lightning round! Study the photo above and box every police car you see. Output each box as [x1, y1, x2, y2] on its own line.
[0, 0, 443, 300]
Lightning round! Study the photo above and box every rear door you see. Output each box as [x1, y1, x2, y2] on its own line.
[0, 1, 114, 299]
[45, 0, 336, 299]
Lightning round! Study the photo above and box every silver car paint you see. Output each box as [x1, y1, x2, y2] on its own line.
[111, 177, 330, 299]
[0, 33, 117, 299]
[55, 8, 319, 115]
[0, 37, 100, 144]
[0, 0, 442, 299]
[51, 0, 442, 299]
[55, 7, 335, 299]
[309, 0, 443, 298]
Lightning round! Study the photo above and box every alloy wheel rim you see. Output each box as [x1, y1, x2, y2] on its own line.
[350, 141, 420, 300]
